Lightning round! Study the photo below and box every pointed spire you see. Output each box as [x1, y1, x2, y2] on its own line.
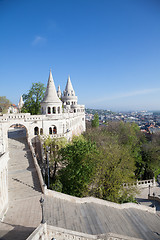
[42, 70, 61, 103]
[57, 85, 61, 98]
[65, 75, 74, 93]
[18, 95, 24, 109]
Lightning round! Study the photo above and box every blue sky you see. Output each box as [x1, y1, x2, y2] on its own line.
[0, 0, 160, 111]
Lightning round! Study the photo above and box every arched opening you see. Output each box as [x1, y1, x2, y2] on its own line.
[40, 128, 43, 135]
[53, 126, 57, 134]
[52, 107, 56, 114]
[49, 127, 52, 135]
[48, 107, 51, 114]
[34, 127, 39, 135]
[74, 109, 76, 113]
[8, 124, 27, 144]
[58, 107, 60, 114]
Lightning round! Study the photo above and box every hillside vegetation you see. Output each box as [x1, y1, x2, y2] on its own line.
[43, 121, 160, 203]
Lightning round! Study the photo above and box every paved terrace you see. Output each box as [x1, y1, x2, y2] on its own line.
[0, 129, 42, 240]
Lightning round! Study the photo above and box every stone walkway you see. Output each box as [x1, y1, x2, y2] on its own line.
[0, 128, 42, 240]
[136, 185, 160, 216]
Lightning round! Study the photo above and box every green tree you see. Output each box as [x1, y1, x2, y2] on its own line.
[0, 96, 11, 114]
[84, 122, 140, 202]
[43, 136, 67, 184]
[22, 82, 46, 115]
[91, 113, 99, 128]
[88, 140, 136, 203]
[59, 135, 97, 197]
[140, 133, 160, 180]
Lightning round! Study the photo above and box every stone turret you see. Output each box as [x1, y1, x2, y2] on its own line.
[62, 76, 78, 109]
[41, 70, 62, 115]
[18, 95, 24, 110]
[57, 85, 62, 99]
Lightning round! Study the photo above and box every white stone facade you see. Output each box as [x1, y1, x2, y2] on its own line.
[0, 70, 85, 154]
[0, 70, 85, 219]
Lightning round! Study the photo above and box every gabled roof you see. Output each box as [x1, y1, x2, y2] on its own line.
[42, 70, 61, 103]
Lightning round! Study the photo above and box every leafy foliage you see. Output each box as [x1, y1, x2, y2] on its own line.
[0, 96, 11, 114]
[43, 121, 160, 203]
[59, 135, 97, 197]
[43, 136, 67, 183]
[22, 82, 46, 115]
[140, 133, 160, 179]
[91, 113, 99, 128]
[84, 123, 138, 202]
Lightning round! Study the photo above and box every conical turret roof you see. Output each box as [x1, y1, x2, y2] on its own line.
[42, 70, 61, 103]
[65, 76, 74, 93]
[18, 95, 24, 109]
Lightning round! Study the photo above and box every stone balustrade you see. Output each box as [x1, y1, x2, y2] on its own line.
[0, 111, 85, 123]
[27, 138, 46, 194]
[0, 152, 9, 220]
[26, 223, 143, 240]
[123, 178, 156, 188]
[0, 113, 30, 122]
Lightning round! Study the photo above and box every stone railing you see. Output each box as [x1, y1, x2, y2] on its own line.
[0, 152, 9, 220]
[123, 178, 156, 188]
[0, 113, 31, 122]
[0, 111, 85, 122]
[27, 223, 143, 240]
[26, 223, 47, 240]
[27, 138, 46, 194]
[148, 195, 160, 203]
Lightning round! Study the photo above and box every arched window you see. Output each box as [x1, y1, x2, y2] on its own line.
[49, 127, 52, 135]
[52, 107, 56, 114]
[34, 127, 39, 135]
[53, 126, 57, 134]
[58, 107, 60, 114]
[74, 109, 76, 113]
[40, 128, 43, 135]
[48, 107, 51, 114]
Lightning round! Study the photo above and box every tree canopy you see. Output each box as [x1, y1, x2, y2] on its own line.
[59, 135, 97, 197]
[43, 121, 160, 203]
[91, 113, 99, 128]
[22, 82, 46, 115]
[43, 136, 67, 191]
[0, 96, 11, 114]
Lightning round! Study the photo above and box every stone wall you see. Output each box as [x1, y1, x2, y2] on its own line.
[26, 223, 143, 240]
[0, 152, 9, 220]
[0, 111, 85, 153]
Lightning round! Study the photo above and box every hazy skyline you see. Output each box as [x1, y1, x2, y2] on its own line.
[0, 0, 160, 111]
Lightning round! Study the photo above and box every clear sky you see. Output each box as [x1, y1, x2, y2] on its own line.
[0, 0, 160, 111]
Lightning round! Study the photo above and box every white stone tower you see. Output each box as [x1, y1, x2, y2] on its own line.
[62, 76, 78, 110]
[41, 70, 62, 115]
[18, 95, 24, 111]
[57, 85, 62, 99]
